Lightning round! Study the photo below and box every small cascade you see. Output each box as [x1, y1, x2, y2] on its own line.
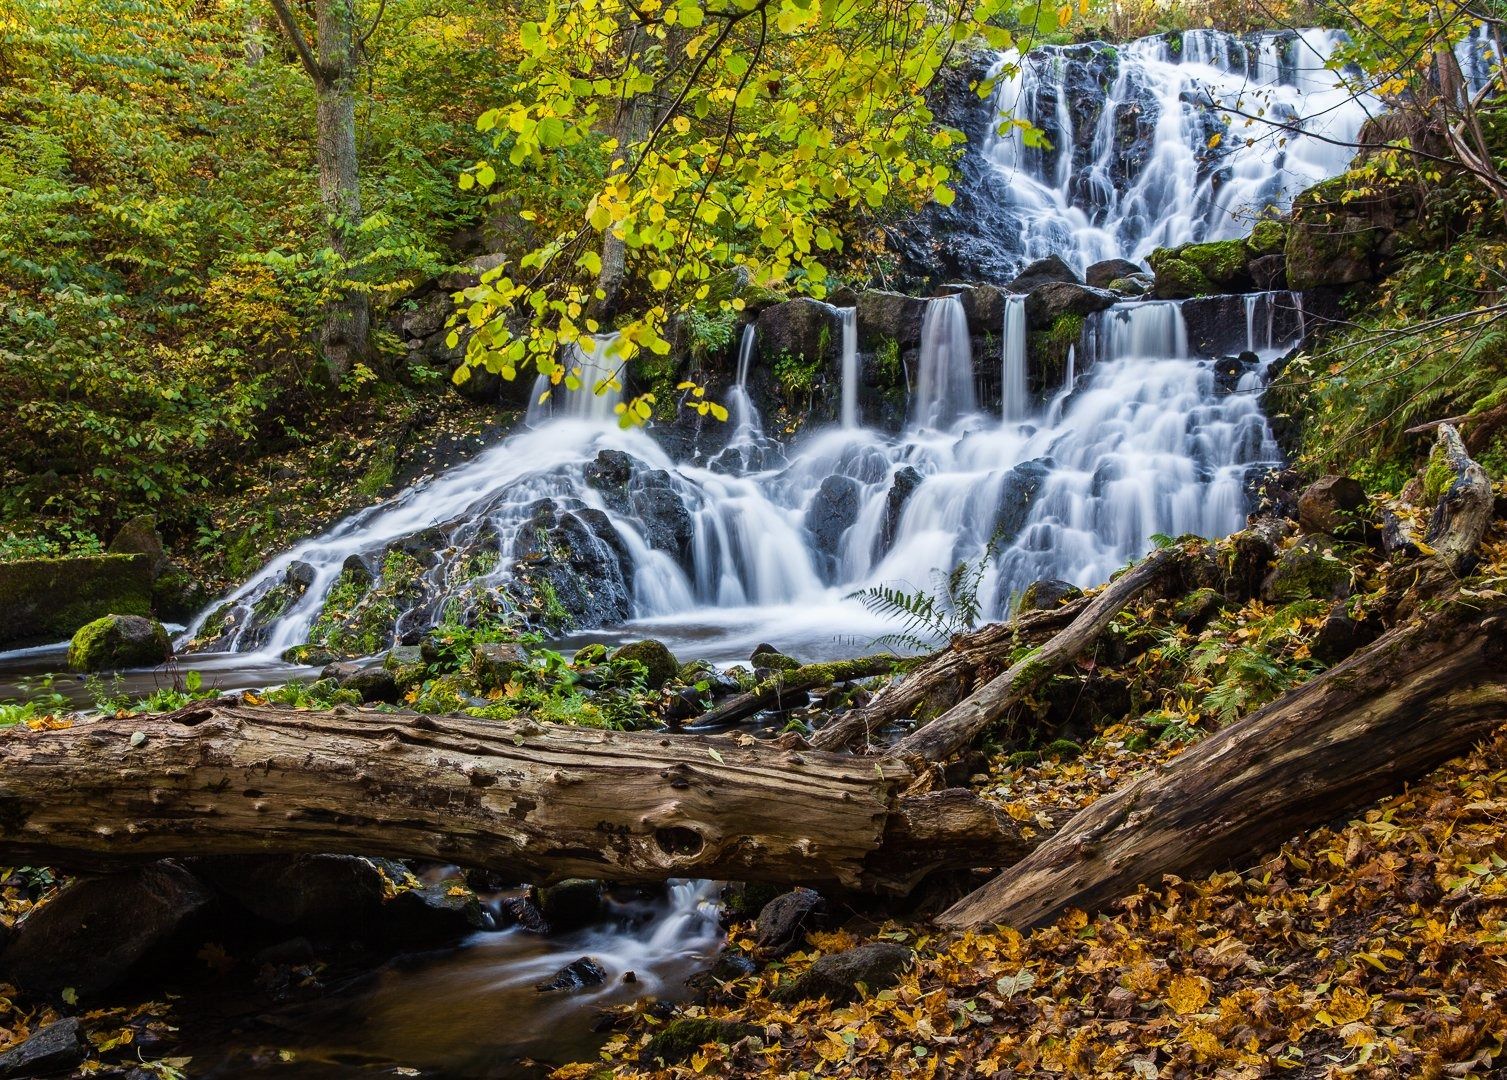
[1046, 344, 1076, 424]
[1001, 295, 1029, 421]
[835, 306, 860, 429]
[728, 324, 762, 442]
[911, 295, 977, 429]
[526, 335, 626, 426]
[982, 29, 1377, 273]
[1455, 22, 1502, 98]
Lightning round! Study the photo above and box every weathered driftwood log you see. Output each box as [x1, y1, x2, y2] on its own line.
[889, 545, 1187, 762]
[0, 703, 1034, 895]
[938, 591, 1507, 930]
[694, 656, 898, 729]
[1426, 423, 1493, 573]
[809, 597, 1092, 752]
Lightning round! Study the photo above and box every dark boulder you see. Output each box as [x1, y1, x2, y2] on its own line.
[471, 641, 530, 689]
[994, 458, 1052, 544]
[584, 451, 694, 567]
[321, 658, 400, 703]
[1148, 238, 1252, 298]
[196, 854, 392, 935]
[534, 879, 606, 931]
[1085, 258, 1143, 289]
[1285, 174, 1425, 290]
[108, 514, 168, 577]
[754, 299, 840, 368]
[0, 1019, 85, 1078]
[755, 888, 827, 957]
[1008, 254, 1081, 292]
[805, 475, 862, 579]
[946, 283, 1007, 332]
[875, 466, 924, 559]
[1023, 281, 1117, 325]
[643, 1018, 758, 1064]
[769, 941, 915, 1004]
[1019, 578, 1083, 611]
[535, 956, 607, 992]
[1297, 475, 1368, 538]
[381, 881, 492, 945]
[1263, 534, 1352, 604]
[0, 862, 212, 995]
[855, 291, 927, 351]
[509, 499, 632, 630]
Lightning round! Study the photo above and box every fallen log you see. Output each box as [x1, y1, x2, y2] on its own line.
[890, 545, 1186, 762]
[0, 703, 1034, 895]
[693, 655, 898, 729]
[1426, 423, 1493, 574]
[810, 597, 1092, 752]
[939, 591, 1507, 929]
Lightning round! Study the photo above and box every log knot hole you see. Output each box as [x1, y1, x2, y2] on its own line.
[655, 826, 704, 858]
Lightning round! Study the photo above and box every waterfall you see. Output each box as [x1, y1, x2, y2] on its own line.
[526, 335, 626, 426]
[911, 296, 977, 430]
[982, 29, 1378, 274]
[835, 307, 860, 429]
[1001, 295, 1028, 421]
[728, 324, 762, 442]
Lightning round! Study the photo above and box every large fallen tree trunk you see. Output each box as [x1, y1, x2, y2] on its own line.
[0, 703, 1034, 895]
[890, 545, 1187, 762]
[938, 591, 1507, 930]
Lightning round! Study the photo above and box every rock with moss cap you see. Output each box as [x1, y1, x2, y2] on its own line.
[769, 941, 915, 1004]
[643, 1018, 759, 1065]
[67, 613, 171, 671]
[610, 639, 680, 689]
[1262, 535, 1352, 604]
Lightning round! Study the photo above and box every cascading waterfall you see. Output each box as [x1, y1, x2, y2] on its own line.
[983, 28, 1378, 273]
[185, 25, 1377, 668]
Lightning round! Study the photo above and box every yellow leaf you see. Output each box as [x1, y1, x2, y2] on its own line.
[1167, 974, 1211, 1015]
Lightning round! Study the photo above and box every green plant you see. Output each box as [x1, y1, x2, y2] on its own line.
[851, 546, 996, 650]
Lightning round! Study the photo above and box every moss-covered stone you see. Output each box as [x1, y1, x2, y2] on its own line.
[1147, 255, 1214, 299]
[610, 639, 680, 689]
[1246, 218, 1288, 257]
[1174, 587, 1227, 629]
[1263, 536, 1351, 604]
[307, 550, 426, 659]
[643, 1018, 759, 1065]
[67, 614, 171, 672]
[0, 554, 154, 647]
[1150, 239, 1252, 298]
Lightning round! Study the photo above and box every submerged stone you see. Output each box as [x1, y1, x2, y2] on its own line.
[535, 956, 607, 992]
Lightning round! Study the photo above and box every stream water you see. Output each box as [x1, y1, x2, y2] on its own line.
[0, 26, 1432, 1076]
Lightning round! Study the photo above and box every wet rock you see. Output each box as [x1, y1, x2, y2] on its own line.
[1212, 352, 1257, 396]
[1019, 579, 1083, 611]
[197, 854, 393, 935]
[509, 499, 632, 631]
[67, 613, 171, 672]
[1263, 534, 1352, 604]
[0, 552, 156, 647]
[1311, 600, 1380, 665]
[994, 458, 1051, 544]
[321, 659, 400, 703]
[1023, 281, 1117, 325]
[285, 560, 317, 590]
[1249, 252, 1288, 290]
[1107, 272, 1154, 296]
[1085, 258, 1143, 289]
[754, 298, 840, 368]
[610, 639, 680, 690]
[536, 956, 607, 992]
[755, 888, 826, 957]
[1297, 475, 1368, 538]
[471, 642, 530, 690]
[1008, 254, 1081, 291]
[855, 290, 927, 351]
[1224, 518, 1294, 600]
[769, 941, 914, 1004]
[0, 1018, 85, 1078]
[108, 513, 168, 577]
[1285, 174, 1424, 290]
[382, 881, 492, 945]
[875, 466, 924, 559]
[751, 645, 801, 679]
[282, 644, 338, 667]
[947, 282, 1007, 331]
[0, 861, 211, 995]
[534, 879, 606, 931]
[584, 451, 694, 567]
[643, 1018, 758, 1064]
[1149, 238, 1253, 298]
[151, 561, 208, 622]
[1243, 467, 1303, 521]
[805, 475, 862, 578]
[498, 895, 550, 934]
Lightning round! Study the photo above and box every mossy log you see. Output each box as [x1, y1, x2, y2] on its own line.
[693, 655, 900, 728]
[938, 590, 1507, 930]
[1424, 423, 1493, 574]
[0, 703, 1034, 896]
[809, 597, 1093, 752]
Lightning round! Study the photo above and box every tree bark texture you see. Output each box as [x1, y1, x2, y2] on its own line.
[938, 593, 1507, 930]
[0, 704, 1033, 895]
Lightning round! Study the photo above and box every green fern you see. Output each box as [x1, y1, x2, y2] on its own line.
[850, 548, 994, 649]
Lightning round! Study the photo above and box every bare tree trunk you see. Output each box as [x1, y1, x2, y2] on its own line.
[270, 0, 370, 381]
[0, 703, 1034, 895]
[938, 591, 1507, 930]
[1426, 423, 1493, 573]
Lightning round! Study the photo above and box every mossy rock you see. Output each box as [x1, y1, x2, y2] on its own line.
[573, 643, 609, 666]
[151, 564, 208, 622]
[643, 1018, 759, 1065]
[67, 614, 171, 672]
[1263, 536, 1351, 604]
[281, 644, 338, 666]
[610, 639, 680, 689]
[1147, 255, 1214, 299]
[1150, 239, 1251, 298]
[1246, 218, 1288, 258]
[0, 554, 154, 647]
[1173, 587, 1227, 629]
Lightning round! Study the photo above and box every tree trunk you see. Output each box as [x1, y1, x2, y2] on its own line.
[1426, 423, 1493, 574]
[314, 0, 369, 381]
[810, 597, 1093, 752]
[591, 29, 651, 323]
[938, 592, 1507, 930]
[889, 545, 1186, 762]
[0, 703, 1034, 896]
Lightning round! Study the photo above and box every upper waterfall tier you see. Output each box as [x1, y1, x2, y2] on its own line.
[905, 28, 1377, 282]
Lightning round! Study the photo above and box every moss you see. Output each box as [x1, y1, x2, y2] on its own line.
[356, 446, 396, 498]
[1246, 218, 1288, 257]
[1150, 239, 1251, 297]
[610, 639, 680, 689]
[1266, 537, 1351, 603]
[1045, 738, 1083, 759]
[1422, 443, 1456, 502]
[67, 614, 170, 671]
[1148, 255, 1213, 299]
[0, 553, 154, 646]
[644, 1019, 759, 1065]
[307, 550, 426, 658]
